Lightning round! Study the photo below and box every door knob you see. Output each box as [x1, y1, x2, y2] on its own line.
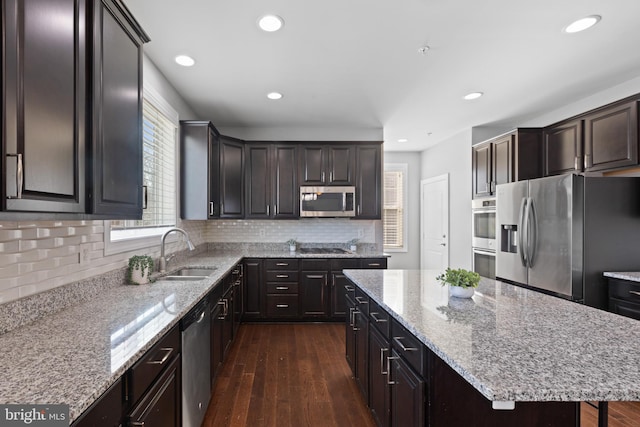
[440, 243, 446, 246]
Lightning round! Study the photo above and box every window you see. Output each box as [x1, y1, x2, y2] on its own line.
[105, 86, 179, 254]
[383, 164, 408, 252]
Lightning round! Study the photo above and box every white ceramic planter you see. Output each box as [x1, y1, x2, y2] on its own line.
[449, 286, 475, 298]
[130, 266, 150, 285]
[350, 245, 357, 252]
[289, 245, 296, 252]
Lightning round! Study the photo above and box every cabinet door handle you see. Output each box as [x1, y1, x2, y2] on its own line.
[276, 304, 289, 308]
[267, 204, 270, 216]
[370, 312, 387, 323]
[386, 356, 399, 385]
[276, 286, 289, 290]
[146, 348, 173, 365]
[276, 274, 289, 278]
[209, 201, 215, 216]
[307, 274, 324, 279]
[142, 185, 148, 209]
[629, 291, 640, 297]
[322, 171, 326, 183]
[380, 348, 389, 375]
[276, 263, 289, 266]
[349, 307, 355, 328]
[574, 156, 580, 171]
[355, 296, 368, 305]
[585, 154, 592, 169]
[6, 153, 23, 199]
[393, 336, 418, 352]
[352, 310, 360, 331]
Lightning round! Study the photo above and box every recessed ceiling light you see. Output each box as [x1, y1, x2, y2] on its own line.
[463, 92, 483, 100]
[258, 15, 284, 32]
[175, 55, 195, 67]
[563, 15, 601, 33]
[267, 92, 283, 100]
[417, 46, 430, 55]
[397, 138, 408, 143]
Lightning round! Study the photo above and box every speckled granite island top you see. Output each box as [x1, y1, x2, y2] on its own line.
[604, 272, 640, 282]
[0, 248, 386, 423]
[344, 269, 640, 403]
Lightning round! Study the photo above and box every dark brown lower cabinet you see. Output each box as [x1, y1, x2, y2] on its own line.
[300, 270, 329, 317]
[127, 355, 181, 427]
[331, 272, 350, 317]
[71, 378, 125, 427]
[346, 293, 357, 374]
[355, 304, 369, 400]
[369, 326, 390, 427]
[390, 350, 425, 427]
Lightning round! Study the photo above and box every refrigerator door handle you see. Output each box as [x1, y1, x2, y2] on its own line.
[518, 198, 528, 267]
[527, 197, 538, 268]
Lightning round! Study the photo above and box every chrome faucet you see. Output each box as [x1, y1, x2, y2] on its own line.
[159, 227, 195, 272]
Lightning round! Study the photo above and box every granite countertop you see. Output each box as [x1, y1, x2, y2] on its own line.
[344, 269, 640, 403]
[0, 248, 386, 422]
[603, 272, 640, 283]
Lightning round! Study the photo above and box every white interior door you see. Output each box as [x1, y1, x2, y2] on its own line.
[421, 174, 449, 271]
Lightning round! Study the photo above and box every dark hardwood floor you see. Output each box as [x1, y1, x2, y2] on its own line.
[203, 323, 376, 427]
[581, 401, 640, 427]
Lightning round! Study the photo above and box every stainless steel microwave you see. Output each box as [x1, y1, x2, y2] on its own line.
[300, 186, 356, 217]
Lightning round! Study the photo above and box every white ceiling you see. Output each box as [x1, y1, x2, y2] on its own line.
[124, 0, 640, 151]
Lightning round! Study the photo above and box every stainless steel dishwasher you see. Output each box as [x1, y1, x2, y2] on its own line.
[181, 298, 211, 427]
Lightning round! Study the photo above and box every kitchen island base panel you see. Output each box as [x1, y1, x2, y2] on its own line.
[429, 353, 579, 426]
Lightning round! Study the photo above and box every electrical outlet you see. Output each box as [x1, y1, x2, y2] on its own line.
[79, 243, 91, 265]
[357, 228, 364, 238]
[259, 229, 266, 238]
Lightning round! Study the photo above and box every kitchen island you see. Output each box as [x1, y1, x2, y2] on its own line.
[344, 269, 640, 426]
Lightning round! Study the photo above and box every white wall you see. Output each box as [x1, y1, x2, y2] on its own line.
[143, 55, 197, 119]
[421, 130, 472, 270]
[384, 152, 422, 269]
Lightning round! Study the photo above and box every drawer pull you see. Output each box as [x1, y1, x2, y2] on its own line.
[352, 310, 361, 331]
[386, 356, 399, 385]
[367, 263, 381, 267]
[276, 286, 289, 290]
[344, 285, 355, 292]
[307, 275, 325, 279]
[370, 312, 387, 323]
[349, 307, 355, 328]
[394, 336, 418, 352]
[276, 274, 289, 278]
[380, 347, 389, 375]
[130, 422, 145, 427]
[276, 304, 289, 308]
[147, 348, 173, 365]
[355, 296, 368, 305]
[629, 291, 640, 296]
[276, 263, 289, 266]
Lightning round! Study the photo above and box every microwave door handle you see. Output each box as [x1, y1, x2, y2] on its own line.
[527, 198, 537, 268]
[518, 198, 527, 267]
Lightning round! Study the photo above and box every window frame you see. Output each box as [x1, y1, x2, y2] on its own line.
[383, 163, 408, 253]
[104, 85, 180, 256]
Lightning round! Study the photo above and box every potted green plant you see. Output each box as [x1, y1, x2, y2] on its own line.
[127, 255, 154, 285]
[286, 238, 297, 252]
[347, 238, 359, 252]
[436, 268, 481, 298]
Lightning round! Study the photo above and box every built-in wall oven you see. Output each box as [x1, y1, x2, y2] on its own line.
[472, 198, 496, 279]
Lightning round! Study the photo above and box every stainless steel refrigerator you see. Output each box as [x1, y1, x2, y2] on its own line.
[496, 173, 640, 310]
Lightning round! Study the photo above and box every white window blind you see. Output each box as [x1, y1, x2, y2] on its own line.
[111, 98, 177, 232]
[383, 165, 407, 251]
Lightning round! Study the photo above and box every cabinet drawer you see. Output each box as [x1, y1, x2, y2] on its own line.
[360, 258, 387, 269]
[128, 325, 180, 404]
[609, 297, 640, 321]
[391, 319, 426, 377]
[608, 278, 640, 303]
[264, 259, 299, 270]
[265, 271, 299, 282]
[301, 259, 330, 270]
[266, 283, 299, 294]
[354, 287, 370, 315]
[345, 281, 356, 301]
[330, 258, 360, 271]
[369, 299, 390, 338]
[266, 295, 299, 317]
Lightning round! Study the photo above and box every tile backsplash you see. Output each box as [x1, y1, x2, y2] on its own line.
[0, 218, 381, 305]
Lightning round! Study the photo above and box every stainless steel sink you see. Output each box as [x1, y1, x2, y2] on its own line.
[158, 267, 217, 282]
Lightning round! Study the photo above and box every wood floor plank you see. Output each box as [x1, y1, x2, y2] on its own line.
[203, 323, 376, 427]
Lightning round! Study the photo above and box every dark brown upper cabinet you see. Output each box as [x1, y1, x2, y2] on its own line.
[355, 144, 382, 218]
[3, 0, 88, 213]
[2, 0, 148, 218]
[472, 129, 542, 198]
[543, 119, 583, 176]
[583, 99, 638, 172]
[219, 136, 244, 218]
[90, 0, 149, 218]
[245, 144, 298, 219]
[180, 121, 220, 219]
[299, 144, 354, 185]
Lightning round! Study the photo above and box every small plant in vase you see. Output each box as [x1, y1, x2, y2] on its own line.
[286, 239, 297, 252]
[127, 255, 154, 285]
[436, 268, 480, 298]
[347, 238, 359, 252]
